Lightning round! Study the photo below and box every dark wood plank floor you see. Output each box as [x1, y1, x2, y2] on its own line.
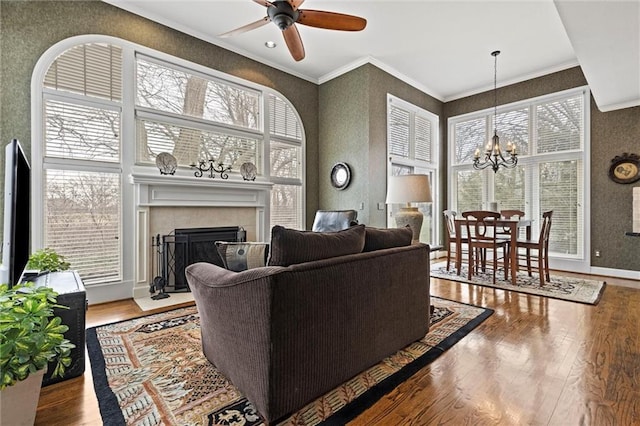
[35, 272, 640, 425]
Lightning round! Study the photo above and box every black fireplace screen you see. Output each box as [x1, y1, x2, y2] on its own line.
[151, 226, 245, 293]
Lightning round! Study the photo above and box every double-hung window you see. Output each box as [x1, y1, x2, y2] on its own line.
[449, 87, 590, 270]
[386, 94, 439, 245]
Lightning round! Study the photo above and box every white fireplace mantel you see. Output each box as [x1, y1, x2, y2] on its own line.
[129, 168, 274, 209]
[129, 167, 273, 298]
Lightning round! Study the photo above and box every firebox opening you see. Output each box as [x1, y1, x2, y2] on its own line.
[151, 226, 246, 294]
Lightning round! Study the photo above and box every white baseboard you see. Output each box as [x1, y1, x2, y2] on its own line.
[590, 266, 640, 284]
[133, 283, 153, 299]
[86, 280, 134, 305]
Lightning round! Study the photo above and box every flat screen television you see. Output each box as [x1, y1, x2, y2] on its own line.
[0, 139, 30, 289]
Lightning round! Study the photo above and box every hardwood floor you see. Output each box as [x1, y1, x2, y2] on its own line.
[35, 272, 640, 425]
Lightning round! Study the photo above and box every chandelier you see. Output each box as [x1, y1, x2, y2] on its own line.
[473, 50, 517, 173]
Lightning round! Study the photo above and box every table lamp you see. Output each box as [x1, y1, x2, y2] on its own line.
[385, 174, 432, 242]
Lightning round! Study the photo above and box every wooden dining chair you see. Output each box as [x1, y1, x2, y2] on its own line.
[443, 210, 468, 272]
[462, 210, 510, 284]
[498, 209, 526, 239]
[516, 210, 553, 286]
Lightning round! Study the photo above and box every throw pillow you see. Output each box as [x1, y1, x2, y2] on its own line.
[215, 242, 269, 272]
[363, 226, 413, 252]
[268, 224, 366, 267]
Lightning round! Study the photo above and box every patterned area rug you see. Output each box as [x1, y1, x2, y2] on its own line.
[431, 261, 606, 305]
[87, 297, 492, 425]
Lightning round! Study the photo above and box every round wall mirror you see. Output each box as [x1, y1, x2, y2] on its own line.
[330, 162, 351, 190]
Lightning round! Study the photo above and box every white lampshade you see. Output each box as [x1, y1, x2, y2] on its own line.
[385, 174, 432, 205]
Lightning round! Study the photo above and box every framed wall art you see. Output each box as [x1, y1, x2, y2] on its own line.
[609, 153, 640, 184]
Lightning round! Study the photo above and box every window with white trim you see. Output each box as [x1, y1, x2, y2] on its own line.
[38, 39, 305, 287]
[449, 87, 589, 262]
[386, 94, 439, 245]
[42, 43, 123, 285]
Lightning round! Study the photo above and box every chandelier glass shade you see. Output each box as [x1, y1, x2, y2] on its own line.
[473, 50, 517, 173]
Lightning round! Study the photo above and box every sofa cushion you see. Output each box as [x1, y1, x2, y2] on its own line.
[215, 242, 269, 272]
[268, 224, 366, 267]
[363, 226, 413, 252]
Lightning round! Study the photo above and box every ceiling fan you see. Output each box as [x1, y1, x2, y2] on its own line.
[219, 0, 367, 62]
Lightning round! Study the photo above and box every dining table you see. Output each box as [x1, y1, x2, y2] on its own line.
[454, 217, 533, 285]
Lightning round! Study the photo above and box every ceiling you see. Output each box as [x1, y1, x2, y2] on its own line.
[103, 0, 639, 110]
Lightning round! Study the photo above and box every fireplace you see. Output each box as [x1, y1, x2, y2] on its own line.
[131, 168, 273, 299]
[153, 227, 245, 293]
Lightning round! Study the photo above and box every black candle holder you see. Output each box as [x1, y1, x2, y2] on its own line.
[190, 159, 231, 179]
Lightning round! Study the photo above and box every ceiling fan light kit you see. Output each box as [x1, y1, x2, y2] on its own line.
[220, 0, 367, 62]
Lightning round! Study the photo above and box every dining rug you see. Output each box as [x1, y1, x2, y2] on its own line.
[87, 297, 492, 426]
[430, 261, 606, 305]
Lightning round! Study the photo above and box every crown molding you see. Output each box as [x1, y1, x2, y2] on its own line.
[443, 59, 580, 102]
[317, 56, 444, 101]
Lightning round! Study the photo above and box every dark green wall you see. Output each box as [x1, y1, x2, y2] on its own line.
[444, 67, 640, 272]
[0, 0, 320, 227]
[590, 101, 640, 270]
[318, 66, 370, 224]
[318, 64, 443, 227]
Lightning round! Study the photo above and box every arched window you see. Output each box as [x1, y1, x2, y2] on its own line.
[33, 36, 305, 292]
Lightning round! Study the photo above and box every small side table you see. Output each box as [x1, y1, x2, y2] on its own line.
[34, 271, 87, 386]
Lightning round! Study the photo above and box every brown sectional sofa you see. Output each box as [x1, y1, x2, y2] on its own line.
[186, 225, 431, 424]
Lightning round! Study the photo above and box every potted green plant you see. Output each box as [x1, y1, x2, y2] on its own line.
[26, 248, 70, 273]
[0, 282, 75, 425]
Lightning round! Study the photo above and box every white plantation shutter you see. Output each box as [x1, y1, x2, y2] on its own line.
[388, 100, 436, 162]
[414, 115, 432, 162]
[388, 105, 410, 158]
[44, 43, 122, 101]
[42, 42, 123, 286]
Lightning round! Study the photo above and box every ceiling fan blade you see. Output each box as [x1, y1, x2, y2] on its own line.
[219, 17, 270, 38]
[252, 0, 272, 7]
[297, 10, 367, 31]
[287, 0, 305, 10]
[282, 24, 305, 61]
